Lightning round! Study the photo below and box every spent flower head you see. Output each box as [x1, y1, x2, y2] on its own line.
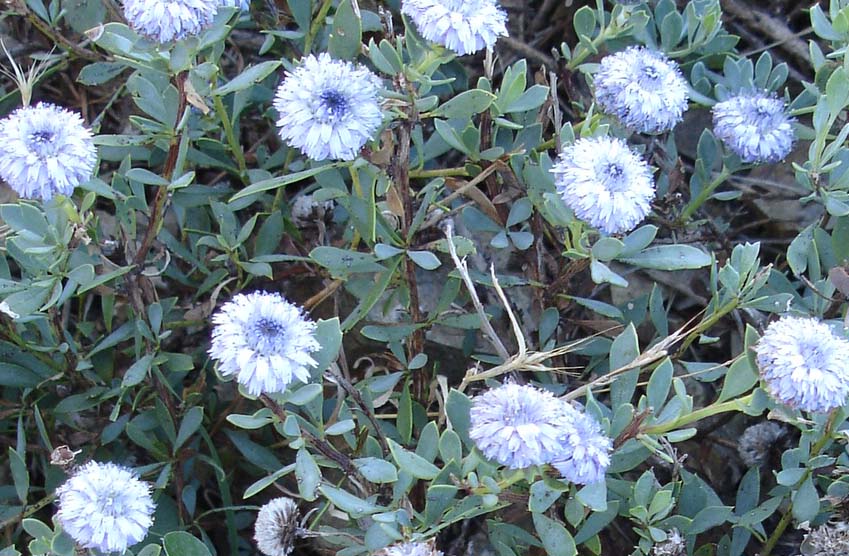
[469, 382, 567, 469]
[593, 46, 689, 134]
[737, 421, 787, 467]
[56, 461, 155, 554]
[551, 404, 612, 485]
[273, 53, 383, 161]
[755, 316, 849, 413]
[550, 136, 655, 235]
[254, 497, 300, 556]
[712, 90, 794, 164]
[800, 522, 849, 556]
[0, 102, 97, 201]
[123, 0, 219, 43]
[209, 291, 320, 396]
[401, 0, 508, 56]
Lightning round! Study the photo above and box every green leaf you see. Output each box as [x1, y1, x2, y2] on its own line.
[618, 245, 711, 270]
[296, 448, 321, 500]
[328, 0, 362, 60]
[590, 259, 628, 287]
[592, 238, 625, 262]
[687, 506, 733, 535]
[8, 448, 27, 504]
[432, 89, 497, 119]
[408, 250, 441, 270]
[214, 61, 282, 96]
[310, 246, 386, 274]
[230, 164, 343, 201]
[576, 480, 607, 512]
[388, 439, 439, 479]
[318, 484, 382, 517]
[718, 356, 758, 402]
[446, 389, 472, 446]
[505, 85, 549, 113]
[532, 512, 577, 556]
[647, 358, 673, 413]
[529, 481, 561, 512]
[77, 61, 125, 86]
[174, 406, 204, 452]
[792, 476, 820, 522]
[310, 318, 343, 378]
[163, 532, 212, 556]
[353, 458, 399, 483]
[610, 324, 640, 408]
[122, 354, 154, 388]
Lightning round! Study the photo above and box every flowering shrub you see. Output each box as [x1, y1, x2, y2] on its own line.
[3, 1, 849, 556]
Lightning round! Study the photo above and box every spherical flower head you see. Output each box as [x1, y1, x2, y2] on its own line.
[469, 382, 568, 469]
[209, 291, 320, 396]
[401, 0, 508, 56]
[712, 91, 794, 164]
[56, 461, 155, 554]
[737, 421, 787, 467]
[254, 497, 300, 556]
[377, 541, 443, 556]
[593, 46, 689, 134]
[273, 53, 383, 161]
[755, 316, 849, 413]
[123, 0, 219, 43]
[550, 136, 655, 235]
[0, 102, 96, 201]
[551, 404, 612, 485]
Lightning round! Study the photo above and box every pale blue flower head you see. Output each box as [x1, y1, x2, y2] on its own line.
[550, 136, 655, 235]
[0, 102, 96, 201]
[712, 90, 794, 164]
[755, 316, 849, 413]
[551, 404, 612, 485]
[594, 46, 689, 134]
[378, 541, 443, 556]
[209, 291, 320, 396]
[56, 461, 155, 554]
[469, 382, 568, 470]
[273, 53, 383, 161]
[401, 0, 508, 55]
[254, 497, 300, 556]
[123, 0, 219, 43]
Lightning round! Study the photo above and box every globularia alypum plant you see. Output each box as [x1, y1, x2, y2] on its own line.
[4, 0, 849, 555]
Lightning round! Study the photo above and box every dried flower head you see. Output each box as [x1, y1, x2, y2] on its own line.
[209, 291, 320, 396]
[401, 0, 508, 56]
[551, 404, 612, 485]
[737, 421, 787, 467]
[0, 102, 97, 201]
[56, 461, 155, 554]
[469, 382, 567, 469]
[377, 540, 443, 556]
[123, 0, 219, 43]
[550, 136, 655, 235]
[593, 46, 689, 134]
[712, 90, 794, 164]
[800, 522, 849, 556]
[273, 53, 383, 161]
[755, 316, 849, 413]
[652, 529, 685, 556]
[254, 497, 300, 556]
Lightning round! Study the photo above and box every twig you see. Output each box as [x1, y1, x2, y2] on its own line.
[259, 394, 367, 488]
[444, 221, 511, 361]
[323, 370, 390, 455]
